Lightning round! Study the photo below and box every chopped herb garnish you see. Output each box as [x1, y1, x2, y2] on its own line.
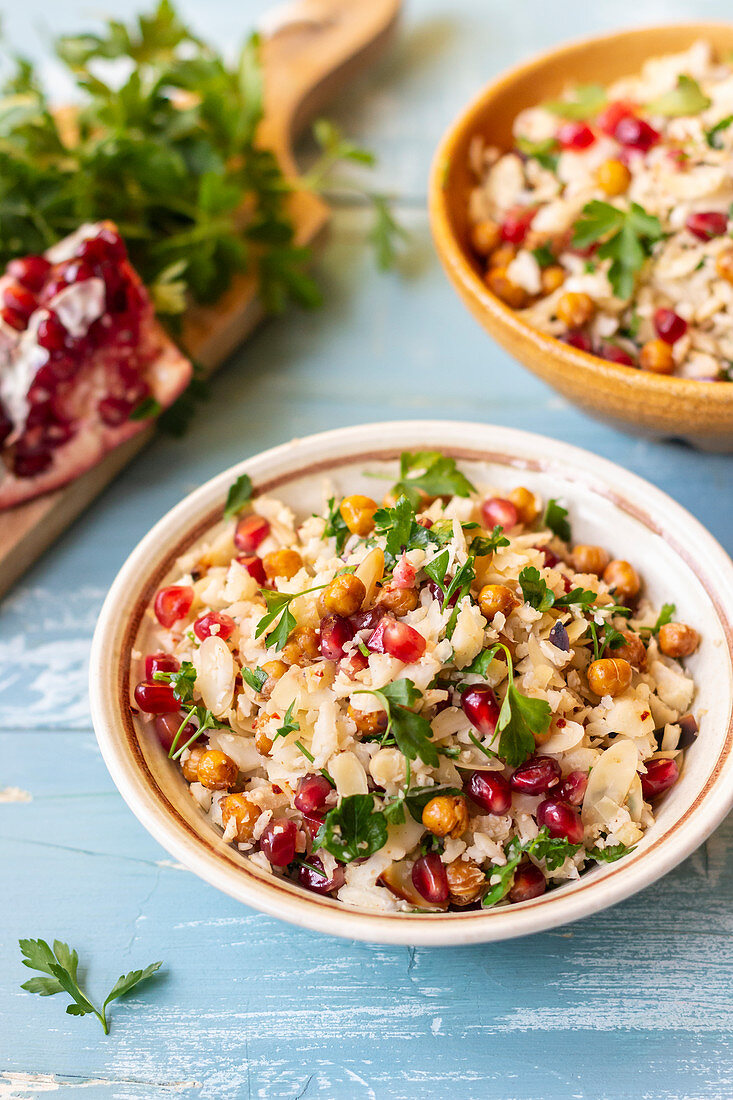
[464, 644, 501, 677]
[642, 602, 676, 636]
[532, 243, 556, 268]
[468, 732, 499, 760]
[543, 84, 607, 120]
[424, 550, 476, 619]
[544, 498, 571, 543]
[242, 665, 268, 692]
[572, 201, 663, 300]
[315, 793, 388, 863]
[519, 566, 556, 612]
[586, 842, 636, 863]
[482, 826, 582, 907]
[469, 525, 510, 557]
[705, 115, 733, 149]
[389, 451, 475, 509]
[274, 700, 300, 740]
[254, 583, 327, 650]
[373, 496, 432, 567]
[323, 496, 351, 556]
[494, 644, 552, 767]
[129, 396, 162, 421]
[516, 136, 559, 172]
[153, 662, 230, 757]
[355, 680, 438, 767]
[648, 74, 711, 117]
[588, 621, 627, 661]
[223, 474, 254, 520]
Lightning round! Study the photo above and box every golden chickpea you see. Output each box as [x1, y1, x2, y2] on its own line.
[262, 548, 302, 582]
[322, 573, 366, 617]
[603, 559, 641, 603]
[658, 622, 700, 659]
[377, 587, 419, 615]
[347, 704, 388, 734]
[541, 265, 565, 295]
[281, 625, 320, 666]
[446, 857, 487, 906]
[220, 793, 259, 841]
[478, 583, 517, 620]
[485, 266, 528, 309]
[181, 743, 206, 783]
[488, 244, 517, 269]
[508, 485, 541, 525]
[640, 338, 674, 375]
[339, 494, 378, 536]
[422, 794, 470, 839]
[255, 729, 273, 755]
[613, 629, 647, 670]
[197, 749, 238, 791]
[556, 291, 595, 329]
[470, 219, 501, 256]
[716, 247, 733, 285]
[572, 544, 610, 576]
[260, 659, 288, 698]
[596, 158, 631, 197]
[587, 657, 633, 697]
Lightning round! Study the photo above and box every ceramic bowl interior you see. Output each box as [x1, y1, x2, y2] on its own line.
[90, 421, 733, 945]
[429, 24, 733, 451]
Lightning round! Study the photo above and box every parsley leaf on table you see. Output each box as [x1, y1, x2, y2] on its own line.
[543, 498, 571, 543]
[19, 939, 162, 1034]
[543, 83, 607, 120]
[647, 74, 711, 117]
[315, 794, 388, 863]
[223, 474, 253, 520]
[571, 201, 663, 300]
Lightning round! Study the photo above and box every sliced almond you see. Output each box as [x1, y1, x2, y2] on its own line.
[355, 547, 384, 609]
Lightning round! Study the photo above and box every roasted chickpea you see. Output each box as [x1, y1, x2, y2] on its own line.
[485, 266, 528, 309]
[322, 573, 366, 617]
[422, 794, 469, 839]
[487, 244, 517, 269]
[603, 559, 641, 603]
[446, 857, 487, 906]
[587, 657, 633, 698]
[197, 749, 238, 791]
[339, 494, 378, 536]
[596, 158, 631, 197]
[541, 265, 565, 295]
[263, 548, 302, 581]
[347, 704, 388, 734]
[377, 586, 419, 615]
[508, 486, 541, 525]
[478, 583, 517, 620]
[640, 338, 674, 375]
[181, 743, 206, 783]
[260, 659, 288, 698]
[716, 247, 733, 285]
[220, 793, 259, 841]
[572, 544, 610, 576]
[254, 729, 274, 755]
[658, 622, 700, 658]
[470, 219, 501, 256]
[613, 629, 647, 670]
[556, 291, 595, 329]
[281, 625, 320, 666]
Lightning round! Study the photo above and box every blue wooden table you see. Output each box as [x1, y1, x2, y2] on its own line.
[2, 2, 733, 1097]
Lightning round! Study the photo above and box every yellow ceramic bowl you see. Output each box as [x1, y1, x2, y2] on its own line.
[429, 23, 733, 451]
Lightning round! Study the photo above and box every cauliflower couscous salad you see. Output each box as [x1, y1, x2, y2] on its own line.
[131, 452, 700, 913]
[468, 41, 733, 381]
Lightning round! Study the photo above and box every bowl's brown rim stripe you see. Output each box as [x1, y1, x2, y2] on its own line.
[116, 444, 733, 922]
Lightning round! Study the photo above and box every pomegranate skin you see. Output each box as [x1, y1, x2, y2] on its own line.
[537, 799, 584, 844]
[640, 758, 679, 799]
[508, 862, 546, 903]
[461, 686, 500, 739]
[510, 755, 561, 795]
[411, 853, 449, 904]
[465, 771, 511, 814]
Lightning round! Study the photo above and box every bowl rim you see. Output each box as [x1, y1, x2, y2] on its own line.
[428, 21, 733, 399]
[89, 419, 733, 945]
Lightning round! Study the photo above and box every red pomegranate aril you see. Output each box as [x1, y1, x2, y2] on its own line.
[598, 99, 637, 137]
[537, 799, 584, 844]
[234, 514, 270, 553]
[614, 115, 659, 152]
[640, 758, 679, 799]
[654, 308, 687, 344]
[7, 255, 51, 291]
[427, 579, 459, 607]
[510, 755, 561, 795]
[236, 554, 266, 585]
[13, 445, 52, 477]
[465, 770, 511, 814]
[36, 312, 68, 351]
[154, 585, 194, 628]
[320, 614, 354, 660]
[561, 330, 593, 353]
[294, 773, 333, 814]
[1, 306, 26, 331]
[341, 650, 369, 677]
[501, 206, 536, 245]
[193, 611, 235, 642]
[411, 853, 449, 905]
[153, 712, 197, 752]
[3, 282, 37, 320]
[600, 343, 635, 366]
[134, 679, 178, 714]
[259, 818, 297, 867]
[481, 497, 519, 530]
[538, 546, 560, 567]
[381, 619, 426, 663]
[350, 605, 385, 633]
[145, 652, 179, 679]
[557, 122, 595, 150]
[298, 856, 345, 894]
[558, 770, 588, 806]
[301, 812, 325, 839]
[508, 862, 546, 903]
[0, 402, 11, 446]
[685, 211, 728, 241]
[462, 685, 500, 739]
[62, 259, 95, 286]
[97, 395, 134, 426]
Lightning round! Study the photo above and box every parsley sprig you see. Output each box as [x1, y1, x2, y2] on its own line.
[388, 451, 476, 509]
[373, 496, 433, 567]
[572, 201, 663, 300]
[315, 794, 388, 863]
[519, 566, 597, 613]
[355, 679, 438, 767]
[153, 661, 230, 757]
[543, 84, 607, 120]
[223, 474, 253, 520]
[423, 549, 476, 636]
[647, 74, 711, 118]
[465, 643, 551, 768]
[254, 583, 327, 650]
[544, 499, 571, 543]
[641, 602, 676, 637]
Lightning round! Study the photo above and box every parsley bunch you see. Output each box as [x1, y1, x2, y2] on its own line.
[572, 200, 663, 300]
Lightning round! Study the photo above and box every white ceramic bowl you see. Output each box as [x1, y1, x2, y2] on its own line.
[90, 421, 733, 945]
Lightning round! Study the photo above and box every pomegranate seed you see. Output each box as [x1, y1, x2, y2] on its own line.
[61, 259, 95, 285]
[79, 230, 127, 268]
[350, 605, 385, 633]
[259, 818, 297, 866]
[561, 330, 593, 353]
[427, 579, 459, 607]
[234, 514, 270, 552]
[301, 812, 325, 839]
[145, 652, 179, 679]
[92, 225, 127, 263]
[510, 755, 561, 795]
[677, 713, 698, 749]
[481, 497, 519, 529]
[500, 206, 536, 245]
[548, 622, 569, 651]
[381, 619, 426, 663]
[537, 799, 584, 844]
[508, 862, 546, 903]
[36, 312, 69, 351]
[341, 650, 369, 677]
[538, 547, 560, 567]
[614, 115, 659, 152]
[411, 853, 449, 904]
[294, 774, 333, 813]
[465, 771, 511, 814]
[2, 305, 28, 330]
[153, 712, 197, 752]
[558, 771, 588, 806]
[236, 554, 266, 585]
[366, 617, 388, 653]
[640, 758, 679, 799]
[97, 395, 135, 426]
[319, 614, 354, 659]
[461, 686, 500, 739]
[154, 585, 194, 628]
[392, 554, 416, 588]
[598, 99, 637, 137]
[654, 308, 687, 343]
[13, 445, 52, 477]
[0, 401, 11, 446]
[134, 679, 178, 713]
[685, 211, 728, 241]
[599, 343, 635, 366]
[557, 122, 595, 150]
[298, 855, 345, 894]
[3, 282, 37, 321]
[193, 611, 235, 641]
[7, 255, 51, 291]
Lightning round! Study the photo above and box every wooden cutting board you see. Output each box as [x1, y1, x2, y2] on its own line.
[0, 0, 400, 599]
